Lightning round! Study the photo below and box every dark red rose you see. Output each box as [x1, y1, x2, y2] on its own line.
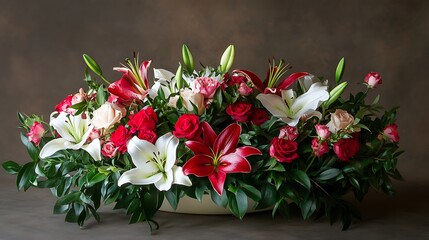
[226, 102, 252, 122]
[55, 95, 73, 113]
[137, 129, 157, 144]
[128, 106, 158, 133]
[333, 133, 360, 161]
[251, 108, 269, 126]
[311, 138, 330, 157]
[269, 137, 299, 163]
[110, 125, 132, 154]
[173, 114, 201, 140]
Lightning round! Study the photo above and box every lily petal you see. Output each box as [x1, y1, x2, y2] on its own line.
[182, 155, 215, 177]
[291, 82, 329, 117]
[50, 112, 76, 142]
[213, 123, 241, 155]
[139, 60, 151, 90]
[256, 93, 290, 118]
[127, 136, 158, 169]
[234, 146, 262, 157]
[185, 140, 212, 156]
[39, 138, 69, 159]
[232, 69, 265, 92]
[155, 133, 178, 171]
[208, 171, 227, 195]
[81, 138, 101, 161]
[277, 72, 309, 90]
[202, 122, 217, 147]
[172, 166, 192, 187]
[154, 68, 175, 82]
[154, 169, 174, 191]
[218, 153, 251, 173]
[118, 168, 163, 186]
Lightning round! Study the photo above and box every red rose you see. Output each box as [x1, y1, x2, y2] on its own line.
[128, 107, 158, 133]
[226, 102, 252, 122]
[137, 129, 157, 144]
[311, 138, 329, 157]
[251, 108, 269, 126]
[110, 125, 132, 154]
[383, 124, 399, 143]
[333, 134, 360, 161]
[54, 95, 73, 113]
[269, 137, 299, 163]
[173, 114, 201, 140]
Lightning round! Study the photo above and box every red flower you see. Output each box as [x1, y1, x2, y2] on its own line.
[110, 125, 132, 154]
[137, 129, 157, 144]
[269, 137, 299, 163]
[226, 102, 252, 122]
[54, 95, 73, 113]
[251, 108, 269, 126]
[182, 122, 262, 195]
[173, 114, 201, 140]
[383, 124, 399, 143]
[128, 107, 158, 133]
[311, 138, 330, 157]
[278, 126, 299, 141]
[333, 134, 360, 161]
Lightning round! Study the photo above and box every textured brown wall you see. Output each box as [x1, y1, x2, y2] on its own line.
[1, 0, 428, 183]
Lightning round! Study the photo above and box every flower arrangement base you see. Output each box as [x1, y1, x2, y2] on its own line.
[159, 194, 269, 215]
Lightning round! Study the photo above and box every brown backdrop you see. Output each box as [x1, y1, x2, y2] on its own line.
[0, 0, 428, 238]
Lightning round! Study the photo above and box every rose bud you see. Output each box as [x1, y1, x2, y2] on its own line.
[383, 124, 399, 143]
[364, 72, 382, 88]
[315, 124, 330, 140]
[278, 126, 299, 141]
[27, 122, 45, 147]
[311, 138, 330, 157]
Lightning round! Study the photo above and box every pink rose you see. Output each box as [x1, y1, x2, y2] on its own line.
[71, 88, 86, 105]
[364, 72, 382, 88]
[137, 129, 157, 144]
[92, 102, 125, 131]
[238, 82, 253, 96]
[27, 122, 45, 147]
[333, 133, 360, 161]
[315, 124, 330, 140]
[128, 107, 158, 133]
[226, 102, 252, 122]
[101, 142, 119, 158]
[269, 137, 299, 163]
[180, 88, 205, 115]
[383, 124, 399, 142]
[192, 77, 220, 99]
[251, 108, 269, 126]
[88, 129, 100, 142]
[54, 95, 73, 113]
[327, 109, 355, 133]
[278, 126, 299, 141]
[311, 138, 329, 157]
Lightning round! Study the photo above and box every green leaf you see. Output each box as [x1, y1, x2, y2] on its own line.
[299, 197, 316, 220]
[16, 162, 36, 191]
[53, 203, 69, 214]
[256, 184, 277, 209]
[165, 186, 180, 210]
[86, 172, 108, 187]
[239, 183, 262, 202]
[335, 57, 345, 84]
[317, 168, 342, 181]
[182, 44, 194, 74]
[2, 161, 22, 175]
[20, 132, 39, 162]
[83, 54, 103, 76]
[96, 84, 107, 105]
[210, 188, 228, 207]
[17, 112, 26, 125]
[56, 191, 82, 205]
[349, 176, 360, 190]
[290, 169, 311, 191]
[195, 184, 207, 202]
[228, 188, 247, 219]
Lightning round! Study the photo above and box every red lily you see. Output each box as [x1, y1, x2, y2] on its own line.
[108, 59, 151, 106]
[182, 122, 262, 195]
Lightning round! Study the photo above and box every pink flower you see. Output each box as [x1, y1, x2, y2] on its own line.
[311, 138, 329, 157]
[88, 129, 100, 142]
[278, 126, 299, 141]
[315, 124, 330, 140]
[71, 88, 87, 105]
[238, 82, 253, 96]
[192, 77, 221, 99]
[383, 124, 399, 142]
[364, 72, 382, 88]
[27, 122, 45, 147]
[101, 142, 119, 158]
[54, 95, 73, 113]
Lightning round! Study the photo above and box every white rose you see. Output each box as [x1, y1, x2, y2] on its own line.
[327, 109, 354, 133]
[91, 102, 125, 131]
[180, 88, 205, 115]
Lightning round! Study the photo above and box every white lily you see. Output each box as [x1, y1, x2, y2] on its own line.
[148, 68, 176, 99]
[118, 133, 191, 191]
[39, 112, 101, 161]
[256, 82, 329, 126]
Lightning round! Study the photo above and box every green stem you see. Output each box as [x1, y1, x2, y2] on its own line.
[305, 154, 317, 172]
[99, 75, 111, 85]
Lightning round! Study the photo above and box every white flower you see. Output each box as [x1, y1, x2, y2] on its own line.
[39, 112, 101, 161]
[256, 82, 329, 126]
[148, 68, 176, 99]
[118, 133, 191, 191]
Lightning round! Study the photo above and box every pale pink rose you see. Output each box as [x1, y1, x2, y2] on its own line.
[383, 124, 399, 142]
[101, 142, 119, 158]
[27, 122, 45, 146]
[238, 82, 253, 96]
[180, 88, 205, 115]
[71, 88, 87, 105]
[315, 124, 330, 140]
[364, 72, 382, 88]
[327, 109, 354, 133]
[167, 95, 180, 108]
[278, 126, 299, 141]
[192, 77, 220, 99]
[88, 129, 100, 141]
[91, 102, 125, 131]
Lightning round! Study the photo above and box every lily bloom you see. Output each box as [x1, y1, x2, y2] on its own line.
[39, 112, 101, 161]
[256, 82, 329, 126]
[108, 58, 151, 105]
[118, 133, 192, 191]
[182, 122, 262, 195]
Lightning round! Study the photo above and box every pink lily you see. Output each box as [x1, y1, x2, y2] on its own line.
[182, 122, 262, 195]
[108, 59, 151, 105]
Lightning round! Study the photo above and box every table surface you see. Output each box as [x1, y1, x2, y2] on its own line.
[0, 174, 428, 240]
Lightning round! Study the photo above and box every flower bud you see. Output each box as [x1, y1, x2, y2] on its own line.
[364, 72, 382, 88]
[315, 124, 330, 140]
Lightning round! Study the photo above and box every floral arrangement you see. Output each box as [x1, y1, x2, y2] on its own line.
[3, 45, 402, 231]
